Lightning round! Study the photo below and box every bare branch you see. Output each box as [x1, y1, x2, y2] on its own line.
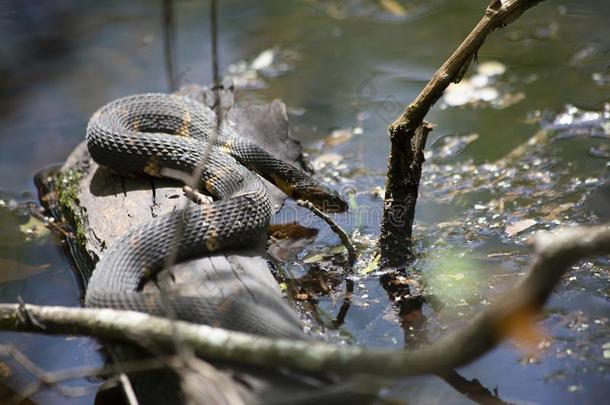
[0, 226, 606, 377]
[379, 0, 545, 266]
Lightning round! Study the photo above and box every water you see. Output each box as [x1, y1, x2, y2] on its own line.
[0, 0, 608, 403]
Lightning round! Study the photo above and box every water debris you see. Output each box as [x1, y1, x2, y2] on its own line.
[541, 203, 575, 221]
[370, 186, 385, 199]
[537, 103, 610, 138]
[378, 0, 408, 17]
[311, 152, 344, 171]
[442, 61, 524, 109]
[589, 143, 610, 158]
[566, 384, 583, 393]
[227, 47, 298, 89]
[359, 253, 380, 275]
[323, 128, 356, 148]
[592, 71, 610, 86]
[505, 219, 537, 237]
[267, 223, 319, 262]
[427, 133, 479, 160]
[602, 343, 610, 359]
[303, 246, 347, 264]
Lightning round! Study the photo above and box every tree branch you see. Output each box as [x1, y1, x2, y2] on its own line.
[0, 226, 607, 376]
[379, 0, 545, 267]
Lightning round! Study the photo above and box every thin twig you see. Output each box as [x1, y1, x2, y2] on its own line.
[162, 0, 177, 92]
[158, 0, 222, 360]
[1, 226, 606, 377]
[297, 199, 357, 266]
[210, 0, 220, 107]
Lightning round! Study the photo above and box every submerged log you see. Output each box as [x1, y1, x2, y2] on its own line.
[52, 84, 317, 404]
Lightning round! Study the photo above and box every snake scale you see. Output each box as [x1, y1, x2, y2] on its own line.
[85, 93, 347, 338]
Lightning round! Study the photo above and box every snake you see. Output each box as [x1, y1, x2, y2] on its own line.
[84, 93, 347, 338]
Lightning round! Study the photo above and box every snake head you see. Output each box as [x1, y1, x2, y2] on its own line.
[293, 184, 348, 213]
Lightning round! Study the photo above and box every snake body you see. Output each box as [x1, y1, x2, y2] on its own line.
[85, 93, 347, 338]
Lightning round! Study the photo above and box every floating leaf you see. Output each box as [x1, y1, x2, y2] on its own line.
[303, 245, 346, 264]
[542, 203, 575, 221]
[268, 223, 318, 240]
[505, 219, 537, 237]
[268, 223, 318, 262]
[294, 292, 310, 301]
[360, 253, 380, 274]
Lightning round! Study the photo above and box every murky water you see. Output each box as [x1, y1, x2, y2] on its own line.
[0, 1, 608, 404]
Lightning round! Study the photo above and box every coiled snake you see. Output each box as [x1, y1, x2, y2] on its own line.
[85, 93, 347, 338]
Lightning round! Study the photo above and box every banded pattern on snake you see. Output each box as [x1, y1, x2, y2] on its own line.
[85, 93, 347, 338]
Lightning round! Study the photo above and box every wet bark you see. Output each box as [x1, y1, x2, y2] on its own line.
[378, 0, 545, 268]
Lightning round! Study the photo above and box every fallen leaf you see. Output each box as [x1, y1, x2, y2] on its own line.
[360, 253, 380, 274]
[505, 219, 537, 237]
[268, 223, 318, 240]
[268, 223, 318, 261]
[302, 246, 346, 264]
[541, 202, 575, 221]
[294, 293, 310, 301]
